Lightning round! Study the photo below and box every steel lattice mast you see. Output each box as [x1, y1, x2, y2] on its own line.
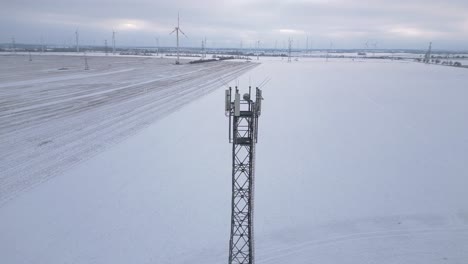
[225, 87, 263, 264]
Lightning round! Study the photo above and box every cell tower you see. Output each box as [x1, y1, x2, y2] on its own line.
[225, 86, 263, 264]
[424, 42, 432, 63]
[170, 12, 187, 65]
[112, 30, 116, 55]
[155, 37, 159, 56]
[75, 29, 80, 52]
[287, 38, 292, 62]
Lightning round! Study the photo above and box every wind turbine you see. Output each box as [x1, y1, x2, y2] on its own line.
[112, 29, 116, 55]
[155, 37, 159, 56]
[11, 36, 16, 54]
[75, 29, 79, 52]
[40, 36, 44, 53]
[326, 41, 333, 62]
[170, 13, 187, 65]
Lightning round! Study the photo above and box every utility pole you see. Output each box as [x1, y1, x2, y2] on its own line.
[225, 86, 263, 264]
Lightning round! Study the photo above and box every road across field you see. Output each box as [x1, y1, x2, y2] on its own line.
[0, 55, 257, 205]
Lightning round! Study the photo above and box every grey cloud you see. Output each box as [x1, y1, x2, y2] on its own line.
[1, 0, 467, 49]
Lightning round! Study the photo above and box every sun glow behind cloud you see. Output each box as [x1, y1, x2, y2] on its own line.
[278, 29, 305, 35]
[2, 0, 468, 49]
[114, 20, 147, 31]
[387, 26, 444, 39]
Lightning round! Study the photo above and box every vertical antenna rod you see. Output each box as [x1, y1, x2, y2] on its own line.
[225, 87, 263, 264]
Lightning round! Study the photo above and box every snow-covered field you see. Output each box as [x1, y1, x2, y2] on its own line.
[0, 55, 257, 205]
[1, 56, 467, 263]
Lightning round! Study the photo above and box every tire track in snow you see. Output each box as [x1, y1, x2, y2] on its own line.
[255, 227, 468, 263]
[0, 56, 258, 206]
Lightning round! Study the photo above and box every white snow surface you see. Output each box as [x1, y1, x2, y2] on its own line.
[0, 55, 257, 205]
[1, 56, 468, 263]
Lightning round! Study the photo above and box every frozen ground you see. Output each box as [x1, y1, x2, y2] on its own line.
[0, 54, 257, 204]
[1, 56, 467, 263]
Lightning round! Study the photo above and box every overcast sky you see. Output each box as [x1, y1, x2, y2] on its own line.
[1, 0, 468, 50]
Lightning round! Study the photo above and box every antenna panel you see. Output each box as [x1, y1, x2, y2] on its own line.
[234, 92, 240, 117]
[225, 89, 231, 112]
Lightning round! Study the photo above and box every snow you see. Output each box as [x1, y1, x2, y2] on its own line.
[1, 56, 467, 263]
[0, 55, 257, 204]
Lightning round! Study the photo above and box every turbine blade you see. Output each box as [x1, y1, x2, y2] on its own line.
[170, 28, 177, 35]
[179, 28, 188, 38]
